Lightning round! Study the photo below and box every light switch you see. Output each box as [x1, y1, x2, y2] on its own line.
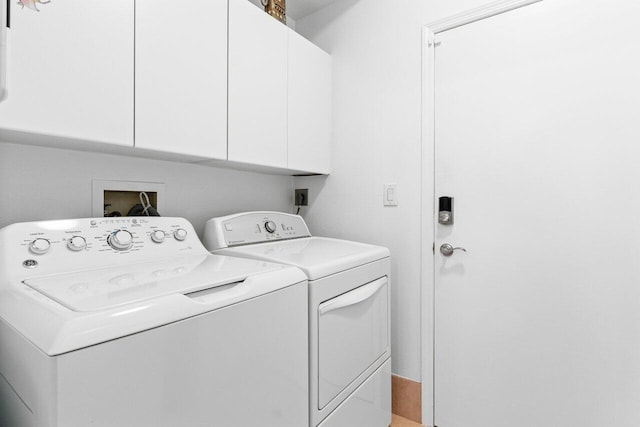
[383, 184, 398, 206]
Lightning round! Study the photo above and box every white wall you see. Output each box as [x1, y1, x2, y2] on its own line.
[0, 142, 294, 236]
[294, 0, 492, 381]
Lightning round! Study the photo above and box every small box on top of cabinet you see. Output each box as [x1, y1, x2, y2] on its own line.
[263, 0, 286, 24]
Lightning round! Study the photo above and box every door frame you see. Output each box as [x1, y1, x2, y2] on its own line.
[419, 1, 543, 425]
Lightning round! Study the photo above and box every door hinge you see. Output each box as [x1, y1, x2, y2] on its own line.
[428, 36, 441, 47]
[432, 242, 435, 254]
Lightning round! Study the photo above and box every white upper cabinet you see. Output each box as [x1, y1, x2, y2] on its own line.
[0, 0, 134, 146]
[0, 0, 7, 102]
[135, 0, 227, 159]
[228, 0, 288, 168]
[228, 0, 332, 174]
[0, 0, 330, 175]
[288, 31, 331, 174]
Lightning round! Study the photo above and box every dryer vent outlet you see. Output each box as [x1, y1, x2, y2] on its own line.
[295, 189, 308, 206]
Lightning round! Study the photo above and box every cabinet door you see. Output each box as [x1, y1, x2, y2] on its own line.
[135, 0, 227, 159]
[228, 0, 287, 168]
[288, 31, 331, 174]
[0, 0, 133, 146]
[0, 0, 6, 102]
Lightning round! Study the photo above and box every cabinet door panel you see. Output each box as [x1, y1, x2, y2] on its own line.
[0, 0, 133, 146]
[0, 0, 6, 101]
[288, 32, 331, 174]
[228, 0, 287, 168]
[135, 0, 227, 159]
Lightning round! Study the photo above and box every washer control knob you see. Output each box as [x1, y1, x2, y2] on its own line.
[108, 230, 134, 251]
[29, 238, 51, 255]
[264, 221, 277, 234]
[174, 228, 188, 241]
[67, 236, 87, 252]
[150, 230, 166, 244]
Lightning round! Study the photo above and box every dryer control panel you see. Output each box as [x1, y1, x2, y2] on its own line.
[0, 217, 207, 278]
[203, 212, 311, 250]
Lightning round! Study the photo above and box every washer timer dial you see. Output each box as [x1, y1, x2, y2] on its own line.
[108, 230, 134, 251]
[264, 221, 277, 234]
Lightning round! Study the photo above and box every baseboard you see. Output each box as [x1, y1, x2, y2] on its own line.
[391, 374, 421, 423]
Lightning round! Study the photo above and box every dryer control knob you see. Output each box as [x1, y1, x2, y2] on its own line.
[30, 238, 51, 255]
[67, 236, 87, 252]
[150, 230, 166, 244]
[264, 221, 277, 233]
[174, 228, 188, 241]
[108, 230, 134, 251]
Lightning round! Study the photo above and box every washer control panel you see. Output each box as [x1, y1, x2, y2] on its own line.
[0, 217, 206, 277]
[203, 212, 312, 250]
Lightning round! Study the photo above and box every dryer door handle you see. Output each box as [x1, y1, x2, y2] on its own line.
[319, 277, 387, 315]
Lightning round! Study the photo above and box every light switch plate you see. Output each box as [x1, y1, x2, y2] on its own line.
[383, 183, 398, 206]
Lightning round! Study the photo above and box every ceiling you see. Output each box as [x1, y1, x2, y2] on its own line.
[286, 0, 338, 20]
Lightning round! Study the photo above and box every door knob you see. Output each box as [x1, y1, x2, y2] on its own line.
[440, 243, 467, 257]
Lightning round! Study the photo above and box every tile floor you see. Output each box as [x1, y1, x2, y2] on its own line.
[391, 414, 423, 426]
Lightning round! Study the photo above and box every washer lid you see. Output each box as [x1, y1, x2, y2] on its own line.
[23, 254, 280, 312]
[2, 254, 307, 356]
[217, 237, 390, 280]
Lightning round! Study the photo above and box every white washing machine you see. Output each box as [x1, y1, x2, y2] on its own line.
[0, 217, 309, 427]
[204, 212, 392, 427]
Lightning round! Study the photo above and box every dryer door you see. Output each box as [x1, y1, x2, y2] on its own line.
[317, 276, 389, 409]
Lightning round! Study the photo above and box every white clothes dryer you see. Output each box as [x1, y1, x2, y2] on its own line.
[0, 217, 308, 427]
[204, 211, 391, 427]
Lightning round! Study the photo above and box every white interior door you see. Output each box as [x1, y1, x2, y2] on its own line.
[434, 1, 640, 426]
